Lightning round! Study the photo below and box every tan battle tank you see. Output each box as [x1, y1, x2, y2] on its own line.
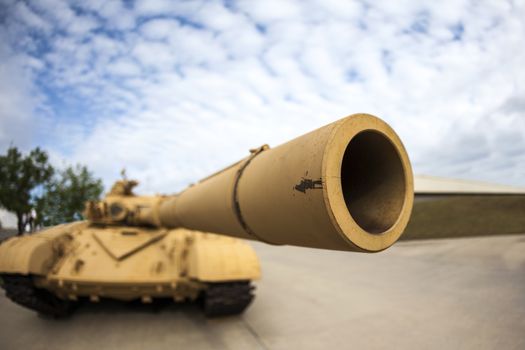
[0, 114, 414, 317]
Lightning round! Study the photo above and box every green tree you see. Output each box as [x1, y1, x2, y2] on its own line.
[0, 147, 54, 234]
[37, 165, 104, 226]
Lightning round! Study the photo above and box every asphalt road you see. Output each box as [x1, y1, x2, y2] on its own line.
[0, 234, 524, 350]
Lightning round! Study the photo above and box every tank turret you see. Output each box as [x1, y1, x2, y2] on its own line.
[83, 179, 164, 227]
[0, 113, 413, 317]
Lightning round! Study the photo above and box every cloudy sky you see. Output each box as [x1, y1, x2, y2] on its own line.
[1, 0, 524, 193]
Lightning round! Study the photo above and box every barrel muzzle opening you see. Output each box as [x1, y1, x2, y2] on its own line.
[324, 114, 414, 252]
[341, 131, 406, 234]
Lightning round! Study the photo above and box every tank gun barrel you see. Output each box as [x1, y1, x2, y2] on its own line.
[156, 114, 413, 252]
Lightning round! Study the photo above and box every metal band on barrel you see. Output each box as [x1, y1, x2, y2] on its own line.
[232, 145, 278, 244]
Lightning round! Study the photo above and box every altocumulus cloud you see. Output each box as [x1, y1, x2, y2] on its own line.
[0, 0, 524, 193]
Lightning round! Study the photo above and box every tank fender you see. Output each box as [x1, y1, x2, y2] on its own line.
[0, 223, 82, 276]
[187, 234, 261, 282]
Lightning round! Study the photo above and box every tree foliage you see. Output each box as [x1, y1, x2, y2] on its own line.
[0, 146, 104, 234]
[37, 165, 103, 226]
[0, 147, 54, 234]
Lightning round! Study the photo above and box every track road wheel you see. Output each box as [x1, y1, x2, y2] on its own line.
[202, 281, 255, 317]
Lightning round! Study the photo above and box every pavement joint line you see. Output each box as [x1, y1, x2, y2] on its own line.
[241, 315, 269, 350]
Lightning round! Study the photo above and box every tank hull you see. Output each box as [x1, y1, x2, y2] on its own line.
[0, 224, 260, 316]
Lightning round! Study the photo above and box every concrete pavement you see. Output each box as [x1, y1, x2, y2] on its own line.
[0, 234, 524, 350]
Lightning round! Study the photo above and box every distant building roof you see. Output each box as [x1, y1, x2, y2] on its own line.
[415, 175, 525, 195]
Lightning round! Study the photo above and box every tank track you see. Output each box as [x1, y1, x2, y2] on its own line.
[202, 281, 255, 317]
[0, 274, 74, 317]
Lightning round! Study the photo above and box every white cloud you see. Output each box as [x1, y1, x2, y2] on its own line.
[236, 0, 302, 23]
[140, 18, 180, 40]
[0, 33, 46, 151]
[0, 55, 38, 149]
[30, 0, 77, 30]
[133, 0, 184, 18]
[66, 15, 99, 36]
[132, 40, 176, 71]
[1, 0, 525, 193]
[13, 1, 52, 32]
[106, 58, 142, 77]
[192, 2, 243, 31]
[96, 1, 136, 31]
